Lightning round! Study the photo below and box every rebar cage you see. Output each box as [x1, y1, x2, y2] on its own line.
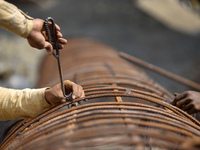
[1, 38, 200, 150]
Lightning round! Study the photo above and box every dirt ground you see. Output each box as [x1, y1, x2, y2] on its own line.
[0, 0, 200, 136]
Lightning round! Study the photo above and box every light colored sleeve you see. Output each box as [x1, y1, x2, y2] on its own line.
[0, 0, 33, 38]
[0, 87, 52, 121]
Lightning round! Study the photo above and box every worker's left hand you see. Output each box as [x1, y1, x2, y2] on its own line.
[44, 80, 85, 106]
[27, 19, 67, 55]
[172, 91, 200, 114]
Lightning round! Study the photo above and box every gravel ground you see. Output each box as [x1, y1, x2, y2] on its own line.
[0, 0, 200, 137]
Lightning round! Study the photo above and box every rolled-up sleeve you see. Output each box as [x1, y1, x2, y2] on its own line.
[0, 0, 33, 38]
[0, 87, 52, 121]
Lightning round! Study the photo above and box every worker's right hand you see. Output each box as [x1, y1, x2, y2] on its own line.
[172, 91, 200, 114]
[44, 80, 85, 106]
[27, 19, 67, 55]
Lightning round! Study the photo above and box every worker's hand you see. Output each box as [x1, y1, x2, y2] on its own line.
[27, 19, 67, 55]
[44, 80, 85, 106]
[172, 91, 200, 114]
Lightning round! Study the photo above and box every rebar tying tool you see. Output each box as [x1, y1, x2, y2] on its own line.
[44, 17, 75, 105]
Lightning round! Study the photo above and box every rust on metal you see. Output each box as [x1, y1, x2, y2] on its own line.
[1, 38, 200, 150]
[119, 51, 200, 91]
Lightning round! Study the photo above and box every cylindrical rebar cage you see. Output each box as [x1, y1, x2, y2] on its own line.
[1, 38, 200, 150]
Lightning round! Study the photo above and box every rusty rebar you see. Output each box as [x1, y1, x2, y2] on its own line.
[119, 51, 200, 91]
[1, 38, 200, 150]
